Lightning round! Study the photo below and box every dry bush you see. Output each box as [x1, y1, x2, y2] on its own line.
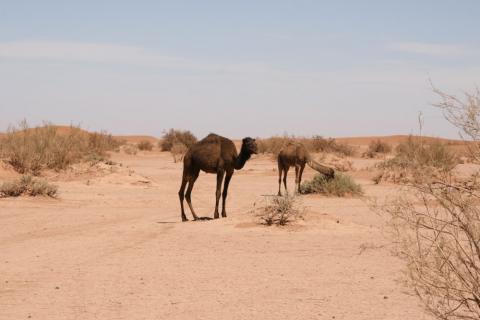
[160, 129, 197, 151]
[254, 195, 304, 226]
[256, 136, 292, 155]
[171, 142, 187, 163]
[377, 86, 480, 320]
[123, 144, 138, 155]
[300, 173, 362, 196]
[88, 131, 123, 156]
[0, 175, 57, 198]
[137, 140, 154, 151]
[363, 139, 392, 158]
[328, 156, 354, 172]
[306, 135, 356, 157]
[0, 121, 120, 175]
[375, 136, 458, 184]
[257, 135, 356, 157]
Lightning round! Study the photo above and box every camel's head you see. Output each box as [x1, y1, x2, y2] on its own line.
[326, 168, 335, 180]
[242, 137, 258, 155]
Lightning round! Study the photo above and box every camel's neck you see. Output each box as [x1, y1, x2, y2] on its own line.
[234, 147, 251, 170]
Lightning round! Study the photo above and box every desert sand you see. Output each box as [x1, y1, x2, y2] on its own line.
[0, 149, 433, 320]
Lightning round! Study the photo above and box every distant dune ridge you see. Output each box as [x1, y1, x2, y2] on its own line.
[0, 125, 467, 147]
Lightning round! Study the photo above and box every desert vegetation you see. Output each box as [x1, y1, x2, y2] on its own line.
[363, 139, 392, 158]
[374, 136, 458, 184]
[171, 142, 187, 163]
[377, 86, 480, 320]
[137, 140, 154, 151]
[257, 135, 355, 157]
[300, 172, 362, 196]
[160, 129, 197, 152]
[0, 175, 57, 198]
[0, 121, 121, 175]
[254, 194, 304, 226]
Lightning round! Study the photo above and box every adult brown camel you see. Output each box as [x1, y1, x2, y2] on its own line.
[178, 133, 258, 222]
[277, 142, 334, 195]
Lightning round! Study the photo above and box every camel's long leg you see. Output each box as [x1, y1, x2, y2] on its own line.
[283, 166, 289, 195]
[221, 170, 233, 217]
[294, 164, 300, 194]
[298, 163, 305, 194]
[214, 169, 225, 219]
[178, 175, 189, 222]
[185, 169, 200, 220]
[277, 161, 283, 196]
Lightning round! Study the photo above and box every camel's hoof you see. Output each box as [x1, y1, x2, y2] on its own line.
[182, 217, 189, 222]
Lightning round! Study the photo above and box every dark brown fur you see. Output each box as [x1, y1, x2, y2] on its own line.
[277, 142, 334, 195]
[178, 133, 257, 221]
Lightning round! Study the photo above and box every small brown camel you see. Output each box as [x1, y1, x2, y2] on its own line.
[178, 133, 258, 222]
[277, 142, 334, 195]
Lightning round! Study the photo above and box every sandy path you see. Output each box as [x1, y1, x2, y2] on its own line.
[0, 152, 431, 319]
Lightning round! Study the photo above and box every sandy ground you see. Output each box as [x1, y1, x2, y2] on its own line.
[0, 151, 433, 320]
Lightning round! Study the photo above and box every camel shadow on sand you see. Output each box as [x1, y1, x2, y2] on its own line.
[156, 216, 213, 224]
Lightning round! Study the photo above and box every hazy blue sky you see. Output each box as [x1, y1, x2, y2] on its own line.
[1, 1, 479, 138]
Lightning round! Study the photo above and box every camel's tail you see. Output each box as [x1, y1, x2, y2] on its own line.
[307, 159, 335, 179]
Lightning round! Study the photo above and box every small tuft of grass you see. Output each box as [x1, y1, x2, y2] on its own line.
[0, 175, 58, 198]
[300, 173, 362, 197]
[255, 195, 304, 226]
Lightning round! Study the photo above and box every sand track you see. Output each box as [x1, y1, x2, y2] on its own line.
[0, 151, 431, 319]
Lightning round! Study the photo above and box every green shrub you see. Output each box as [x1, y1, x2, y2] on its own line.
[160, 129, 197, 151]
[0, 175, 58, 198]
[300, 173, 362, 196]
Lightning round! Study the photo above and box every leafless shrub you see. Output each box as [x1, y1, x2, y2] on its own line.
[160, 129, 197, 151]
[171, 142, 187, 163]
[0, 121, 120, 174]
[363, 139, 392, 158]
[256, 135, 293, 156]
[137, 140, 154, 151]
[377, 86, 480, 320]
[0, 175, 57, 198]
[123, 144, 138, 155]
[376, 136, 458, 184]
[256, 135, 356, 157]
[254, 195, 304, 226]
[328, 156, 354, 172]
[307, 135, 356, 157]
